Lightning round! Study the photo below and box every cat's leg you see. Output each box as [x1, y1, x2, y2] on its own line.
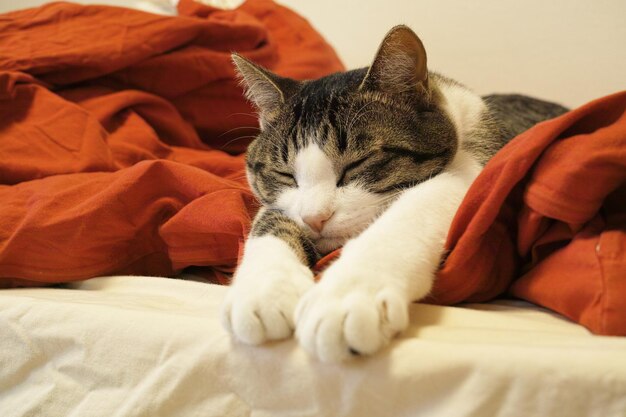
[221, 208, 318, 345]
[295, 151, 482, 362]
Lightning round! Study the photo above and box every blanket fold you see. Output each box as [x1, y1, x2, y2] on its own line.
[433, 91, 626, 336]
[0, 0, 343, 286]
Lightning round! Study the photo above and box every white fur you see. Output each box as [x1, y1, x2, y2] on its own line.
[276, 144, 389, 253]
[220, 234, 314, 345]
[438, 81, 487, 144]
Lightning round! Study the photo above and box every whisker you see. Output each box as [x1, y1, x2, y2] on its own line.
[226, 112, 259, 119]
[346, 100, 377, 133]
[348, 108, 377, 133]
[226, 174, 250, 180]
[218, 125, 260, 138]
[220, 135, 258, 150]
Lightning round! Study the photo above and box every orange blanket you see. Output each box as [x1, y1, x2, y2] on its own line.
[433, 91, 626, 336]
[0, 0, 343, 285]
[1, 2, 624, 337]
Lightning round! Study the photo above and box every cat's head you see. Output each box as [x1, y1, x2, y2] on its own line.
[234, 25, 457, 253]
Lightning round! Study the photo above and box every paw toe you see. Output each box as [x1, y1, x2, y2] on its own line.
[295, 308, 321, 356]
[295, 286, 409, 361]
[258, 307, 292, 341]
[343, 297, 383, 355]
[376, 289, 409, 333]
[316, 307, 349, 363]
[231, 303, 266, 345]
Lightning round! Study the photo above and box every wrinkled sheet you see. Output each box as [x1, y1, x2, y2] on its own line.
[1, 1, 625, 338]
[1, 275, 625, 417]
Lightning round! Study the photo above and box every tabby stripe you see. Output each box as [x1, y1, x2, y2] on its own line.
[252, 210, 319, 266]
[337, 121, 348, 153]
[271, 227, 299, 238]
[365, 156, 394, 173]
[337, 155, 370, 186]
[319, 122, 329, 146]
[288, 100, 302, 153]
[273, 179, 295, 187]
[259, 173, 284, 193]
[344, 155, 370, 174]
[352, 132, 371, 152]
[376, 180, 419, 194]
[250, 161, 265, 173]
[381, 146, 449, 163]
[293, 100, 304, 127]
[301, 238, 319, 267]
[327, 97, 348, 153]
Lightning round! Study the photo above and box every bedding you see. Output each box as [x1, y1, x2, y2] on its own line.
[0, 0, 624, 337]
[0, 0, 343, 284]
[435, 92, 626, 336]
[1, 275, 625, 417]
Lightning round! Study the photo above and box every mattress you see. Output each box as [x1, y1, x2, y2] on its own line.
[1, 275, 625, 417]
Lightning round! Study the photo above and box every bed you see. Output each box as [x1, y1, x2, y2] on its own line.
[2, 275, 626, 416]
[1, 1, 625, 416]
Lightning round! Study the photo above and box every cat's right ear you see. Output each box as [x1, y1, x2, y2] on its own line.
[359, 25, 429, 101]
[232, 54, 297, 128]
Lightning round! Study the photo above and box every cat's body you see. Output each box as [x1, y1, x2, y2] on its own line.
[221, 26, 567, 362]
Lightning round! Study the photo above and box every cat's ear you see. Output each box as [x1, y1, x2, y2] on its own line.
[232, 54, 297, 127]
[359, 25, 429, 98]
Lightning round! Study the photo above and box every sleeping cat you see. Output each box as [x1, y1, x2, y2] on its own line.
[220, 25, 567, 362]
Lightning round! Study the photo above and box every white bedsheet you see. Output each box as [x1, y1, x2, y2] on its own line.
[1, 275, 625, 417]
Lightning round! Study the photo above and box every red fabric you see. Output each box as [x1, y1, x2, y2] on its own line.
[432, 91, 626, 336]
[0, 0, 343, 286]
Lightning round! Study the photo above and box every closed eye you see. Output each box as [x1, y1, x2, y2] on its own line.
[275, 170, 297, 186]
[337, 156, 369, 186]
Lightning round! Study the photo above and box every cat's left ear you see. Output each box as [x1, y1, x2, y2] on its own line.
[360, 25, 429, 100]
[232, 54, 298, 128]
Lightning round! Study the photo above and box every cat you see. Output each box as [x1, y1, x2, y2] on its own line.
[220, 25, 567, 362]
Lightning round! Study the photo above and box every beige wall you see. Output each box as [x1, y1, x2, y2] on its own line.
[280, 0, 626, 108]
[2, 0, 624, 107]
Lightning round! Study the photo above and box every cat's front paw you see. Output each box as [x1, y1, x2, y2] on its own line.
[221, 261, 314, 345]
[294, 266, 409, 363]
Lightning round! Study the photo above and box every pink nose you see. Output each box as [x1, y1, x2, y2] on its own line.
[302, 212, 333, 233]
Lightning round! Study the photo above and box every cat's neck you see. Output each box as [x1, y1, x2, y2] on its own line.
[431, 73, 501, 164]
[431, 73, 487, 144]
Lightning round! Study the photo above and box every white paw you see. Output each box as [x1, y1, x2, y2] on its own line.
[295, 265, 409, 363]
[221, 260, 314, 345]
